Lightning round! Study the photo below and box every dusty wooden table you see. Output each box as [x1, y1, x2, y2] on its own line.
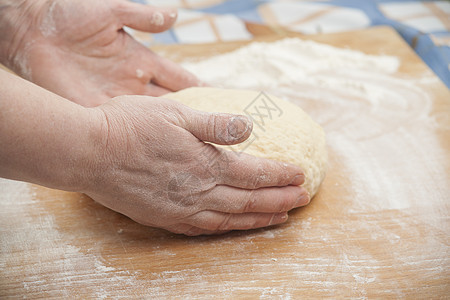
[1, 26, 449, 298]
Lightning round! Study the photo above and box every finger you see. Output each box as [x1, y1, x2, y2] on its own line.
[217, 151, 305, 189]
[203, 185, 310, 214]
[184, 228, 230, 236]
[180, 108, 253, 145]
[151, 55, 203, 91]
[163, 224, 230, 236]
[143, 82, 171, 97]
[115, 1, 178, 33]
[186, 211, 289, 231]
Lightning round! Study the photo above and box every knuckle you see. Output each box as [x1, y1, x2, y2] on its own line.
[248, 165, 269, 188]
[248, 176, 261, 189]
[242, 190, 258, 213]
[275, 163, 289, 185]
[268, 214, 277, 226]
[269, 161, 291, 186]
[207, 113, 219, 139]
[167, 173, 207, 209]
[276, 194, 292, 212]
[243, 217, 259, 230]
[216, 214, 233, 231]
[198, 145, 227, 181]
[280, 170, 293, 186]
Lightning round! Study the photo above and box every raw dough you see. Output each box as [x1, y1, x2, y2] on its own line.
[165, 87, 328, 197]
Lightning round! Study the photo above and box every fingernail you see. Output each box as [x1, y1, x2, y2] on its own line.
[291, 174, 305, 185]
[269, 213, 288, 226]
[228, 115, 251, 140]
[295, 190, 310, 207]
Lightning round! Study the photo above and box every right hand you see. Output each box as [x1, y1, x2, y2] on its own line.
[86, 95, 310, 236]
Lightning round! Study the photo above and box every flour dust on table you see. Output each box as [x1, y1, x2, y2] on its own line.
[182, 38, 431, 141]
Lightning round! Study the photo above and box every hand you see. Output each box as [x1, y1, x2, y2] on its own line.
[0, 0, 200, 107]
[87, 95, 310, 236]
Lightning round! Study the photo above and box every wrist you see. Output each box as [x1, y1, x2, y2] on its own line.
[61, 107, 107, 194]
[77, 102, 129, 195]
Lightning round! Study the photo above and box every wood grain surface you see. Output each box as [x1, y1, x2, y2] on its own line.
[1, 26, 449, 298]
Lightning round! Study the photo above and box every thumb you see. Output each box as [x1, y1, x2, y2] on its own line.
[183, 110, 253, 145]
[115, 1, 178, 33]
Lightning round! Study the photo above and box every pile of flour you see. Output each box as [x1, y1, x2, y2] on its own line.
[181, 38, 430, 142]
[182, 38, 400, 93]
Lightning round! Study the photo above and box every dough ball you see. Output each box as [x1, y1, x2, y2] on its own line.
[164, 87, 328, 197]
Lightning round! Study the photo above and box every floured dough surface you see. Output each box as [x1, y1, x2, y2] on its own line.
[165, 87, 328, 197]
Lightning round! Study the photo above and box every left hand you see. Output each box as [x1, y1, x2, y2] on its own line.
[0, 0, 201, 107]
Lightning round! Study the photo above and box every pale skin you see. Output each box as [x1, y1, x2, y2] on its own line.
[0, 0, 201, 106]
[0, 0, 310, 236]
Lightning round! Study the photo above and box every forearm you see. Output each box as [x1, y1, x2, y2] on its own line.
[0, 68, 102, 192]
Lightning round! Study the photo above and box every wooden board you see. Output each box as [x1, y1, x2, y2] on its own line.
[1, 26, 449, 298]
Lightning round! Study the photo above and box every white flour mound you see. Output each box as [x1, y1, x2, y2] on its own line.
[182, 38, 400, 91]
[181, 37, 431, 144]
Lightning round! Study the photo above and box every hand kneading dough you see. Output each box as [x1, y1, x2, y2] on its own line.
[165, 87, 328, 197]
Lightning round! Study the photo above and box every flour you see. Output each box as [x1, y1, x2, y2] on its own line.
[151, 12, 165, 26]
[136, 68, 144, 79]
[181, 38, 435, 211]
[40, 1, 58, 38]
[182, 38, 400, 92]
[2, 38, 445, 298]
[0, 179, 139, 298]
[180, 38, 431, 142]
